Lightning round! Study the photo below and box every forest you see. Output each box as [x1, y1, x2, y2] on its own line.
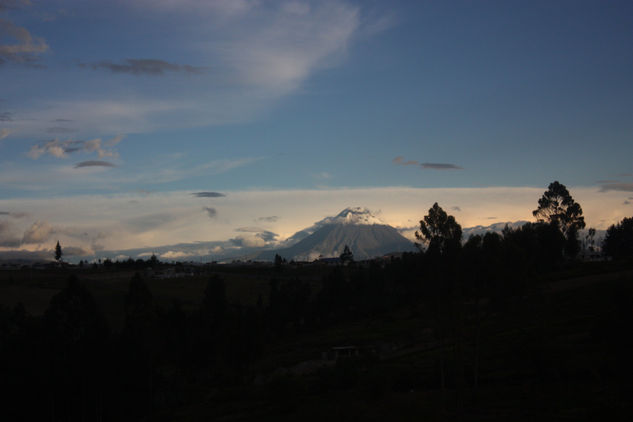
[1, 182, 632, 421]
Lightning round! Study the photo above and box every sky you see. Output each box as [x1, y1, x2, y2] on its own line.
[1, 0, 632, 260]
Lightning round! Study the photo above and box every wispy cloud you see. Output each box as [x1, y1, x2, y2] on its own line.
[599, 182, 633, 192]
[257, 215, 279, 223]
[394, 157, 463, 170]
[421, 162, 463, 170]
[0, 11, 48, 65]
[0, 111, 13, 121]
[80, 59, 206, 76]
[74, 160, 116, 169]
[46, 126, 76, 134]
[0, 210, 27, 218]
[203, 206, 217, 218]
[314, 171, 332, 180]
[0, 128, 11, 140]
[125, 212, 178, 233]
[193, 191, 226, 198]
[0, 1, 31, 12]
[6, 1, 382, 137]
[393, 156, 418, 166]
[235, 226, 278, 242]
[27, 135, 124, 160]
[451, 206, 461, 212]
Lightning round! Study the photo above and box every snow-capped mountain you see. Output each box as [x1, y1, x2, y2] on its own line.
[258, 207, 416, 261]
[278, 207, 386, 247]
[461, 221, 529, 239]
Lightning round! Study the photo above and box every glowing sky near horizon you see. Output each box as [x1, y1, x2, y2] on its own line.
[1, 0, 632, 257]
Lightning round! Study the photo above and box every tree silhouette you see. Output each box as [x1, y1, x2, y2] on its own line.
[274, 253, 284, 271]
[533, 181, 585, 257]
[533, 181, 585, 231]
[340, 245, 354, 264]
[54, 240, 63, 262]
[415, 202, 462, 254]
[603, 217, 633, 259]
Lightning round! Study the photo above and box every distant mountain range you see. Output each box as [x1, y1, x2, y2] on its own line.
[0, 208, 607, 264]
[461, 221, 529, 238]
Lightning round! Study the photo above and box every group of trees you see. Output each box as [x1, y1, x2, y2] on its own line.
[415, 182, 582, 259]
[415, 180, 632, 261]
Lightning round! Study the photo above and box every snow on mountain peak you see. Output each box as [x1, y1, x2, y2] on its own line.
[323, 207, 385, 225]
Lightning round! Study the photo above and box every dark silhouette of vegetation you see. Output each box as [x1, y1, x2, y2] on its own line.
[415, 202, 462, 255]
[55, 240, 63, 262]
[339, 244, 354, 264]
[274, 253, 285, 271]
[603, 217, 633, 259]
[533, 181, 585, 257]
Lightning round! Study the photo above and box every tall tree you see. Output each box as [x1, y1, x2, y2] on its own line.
[532, 181, 585, 257]
[603, 217, 633, 259]
[533, 181, 585, 234]
[54, 240, 63, 263]
[415, 202, 462, 254]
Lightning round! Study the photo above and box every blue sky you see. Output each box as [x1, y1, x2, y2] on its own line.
[1, 0, 632, 258]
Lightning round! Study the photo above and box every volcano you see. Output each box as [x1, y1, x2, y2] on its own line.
[257, 207, 416, 261]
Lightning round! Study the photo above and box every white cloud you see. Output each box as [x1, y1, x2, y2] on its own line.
[26, 135, 123, 160]
[231, 234, 267, 248]
[160, 250, 193, 260]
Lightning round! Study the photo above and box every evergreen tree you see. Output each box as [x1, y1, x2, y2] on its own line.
[54, 240, 63, 262]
